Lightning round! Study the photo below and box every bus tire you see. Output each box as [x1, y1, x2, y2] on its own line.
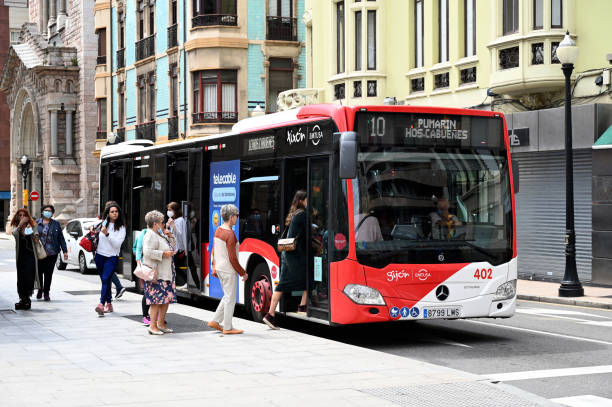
[248, 262, 272, 323]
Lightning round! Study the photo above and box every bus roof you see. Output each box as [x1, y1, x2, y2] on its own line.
[100, 104, 503, 160]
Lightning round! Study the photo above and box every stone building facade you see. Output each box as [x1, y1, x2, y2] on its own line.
[0, 1, 98, 225]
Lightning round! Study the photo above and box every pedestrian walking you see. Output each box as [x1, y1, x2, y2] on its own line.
[94, 203, 126, 316]
[166, 202, 189, 290]
[207, 204, 248, 335]
[102, 201, 126, 299]
[142, 210, 177, 335]
[35, 204, 68, 301]
[263, 190, 308, 329]
[10, 208, 41, 310]
[132, 227, 150, 325]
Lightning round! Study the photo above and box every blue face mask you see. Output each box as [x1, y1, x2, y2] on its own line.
[43, 211, 53, 219]
[24, 226, 33, 235]
[157, 228, 163, 235]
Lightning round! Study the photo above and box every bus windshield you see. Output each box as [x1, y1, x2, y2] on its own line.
[353, 112, 513, 268]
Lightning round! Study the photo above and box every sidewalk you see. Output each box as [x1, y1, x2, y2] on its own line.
[0, 270, 557, 406]
[518, 279, 612, 310]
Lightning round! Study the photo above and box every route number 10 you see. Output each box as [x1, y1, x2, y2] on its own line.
[370, 116, 386, 138]
[474, 268, 493, 279]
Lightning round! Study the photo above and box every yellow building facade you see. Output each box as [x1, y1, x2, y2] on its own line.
[290, 0, 612, 113]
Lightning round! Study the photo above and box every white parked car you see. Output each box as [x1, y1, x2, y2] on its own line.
[56, 218, 101, 274]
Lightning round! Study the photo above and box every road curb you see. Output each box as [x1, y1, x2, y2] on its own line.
[518, 294, 612, 310]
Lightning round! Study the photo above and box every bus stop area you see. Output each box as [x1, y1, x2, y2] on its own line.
[0, 266, 558, 407]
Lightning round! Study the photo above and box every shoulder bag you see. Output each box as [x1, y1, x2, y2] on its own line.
[134, 263, 159, 282]
[32, 235, 48, 260]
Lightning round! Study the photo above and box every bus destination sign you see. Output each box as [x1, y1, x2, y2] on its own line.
[356, 112, 503, 148]
[244, 134, 275, 155]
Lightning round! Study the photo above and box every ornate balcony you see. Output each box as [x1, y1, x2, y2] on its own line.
[136, 121, 156, 141]
[116, 48, 125, 69]
[411, 77, 424, 92]
[192, 14, 237, 27]
[168, 117, 179, 140]
[460, 67, 477, 84]
[266, 16, 297, 41]
[96, 130, 107, 140]
[135, 35, 155, 61]
[499, 46, 519, 70]
[434, 72, 450, 89]
[96, 55, 107, 66]
[192, 111, 237, 124]
[167, 24, 178, 48]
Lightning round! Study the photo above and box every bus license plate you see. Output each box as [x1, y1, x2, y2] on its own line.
[424, 307, 462, 319]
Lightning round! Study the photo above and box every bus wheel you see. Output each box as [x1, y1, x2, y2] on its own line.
[249, 263, 272, 322]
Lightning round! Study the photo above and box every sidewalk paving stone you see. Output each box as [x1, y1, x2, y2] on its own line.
[518, 279, 612, 309]
[0, 268, 559, 406]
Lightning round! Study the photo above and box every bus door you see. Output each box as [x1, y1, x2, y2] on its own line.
[109, 160, 133, 279]
[307, 156, 330, 321]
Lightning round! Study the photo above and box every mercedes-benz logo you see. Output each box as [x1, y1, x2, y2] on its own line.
[436, 285, 449, 301]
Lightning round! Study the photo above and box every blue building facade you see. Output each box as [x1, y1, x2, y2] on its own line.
[95, 0, 305, 145]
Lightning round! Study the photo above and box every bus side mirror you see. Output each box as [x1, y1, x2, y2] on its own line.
[338, 131, 358, 179]
[511, 159, 519, 194]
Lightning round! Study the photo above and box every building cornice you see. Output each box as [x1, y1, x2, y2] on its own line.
[184, 37, 249, 51]
[94, 2, 111, 12]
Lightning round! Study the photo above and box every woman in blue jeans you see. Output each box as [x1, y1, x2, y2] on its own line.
[94, 203, 126, 316]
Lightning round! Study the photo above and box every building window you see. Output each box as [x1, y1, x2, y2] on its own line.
[96, 28, 106, 65]
[367, 10, 376, 70]
[336, 1, 345, 74]
[434, 72, 449, 89]
[268, 58, 293, 113]
[533, 0, 543, 29]
[192, 70, 237, 123]
[97, 98, 107, 136]
[355, 11, 362, 71]
[334, 83, 345, 100]
[460, 67, 476, 84]
[503, 0, 519, 35]
[170, 64, 179, 117]
[499, 46, 519, 69]
[551, 0, 562, 28]
[531, 43, 544, 65]
[193, 0, 238, 27]
[267, 0, 296, 41]
[367, 80, 377, 97]
[411, 77, 424, 92]
[464, 0, 475, 57]
[415, 0, 424, 68]
[118, 82, 125, 128]
[171, 0, 178, 25]
[10, 30, 21, 45]
[353, 80, 362, 98]
[439, 0, 448, 62]
[138, 0, 145, 39]
[168, 0, 178, 47]
[552, 42, 560, 64]
[138, 73, 156, 124]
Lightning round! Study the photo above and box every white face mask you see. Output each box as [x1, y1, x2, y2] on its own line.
[167, 210, 174, 218]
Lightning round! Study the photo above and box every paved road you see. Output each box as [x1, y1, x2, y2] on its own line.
[1, 239, 610, 406]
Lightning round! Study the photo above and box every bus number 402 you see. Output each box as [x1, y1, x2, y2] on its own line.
[474, 268, 493, 280]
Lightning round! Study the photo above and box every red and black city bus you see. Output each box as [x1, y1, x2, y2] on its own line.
[100, 104, 517, 325]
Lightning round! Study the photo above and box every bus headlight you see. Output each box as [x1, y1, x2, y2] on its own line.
[343, 284, 385, 305]
[494, 279, 517, 300]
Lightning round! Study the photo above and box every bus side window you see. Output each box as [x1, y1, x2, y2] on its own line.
[239, 160, 281, 246]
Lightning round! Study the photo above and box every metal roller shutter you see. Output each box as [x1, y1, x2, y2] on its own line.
[514, 150, 592, 283]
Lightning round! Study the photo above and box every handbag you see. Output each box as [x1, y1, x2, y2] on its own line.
[80, 223, 102, 253]
[134, 263, 159, 282]
[277, 226, 299, 252]
[32, 236, 48, 260]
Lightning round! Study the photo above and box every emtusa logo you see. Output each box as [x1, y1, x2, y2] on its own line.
[308, 125, 323, 146]
[414, 269, 431, 281]
[387, 270, 410, 282]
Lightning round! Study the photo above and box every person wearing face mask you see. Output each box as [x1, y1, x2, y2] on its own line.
[142, 210, 177, 335]
[35, 204, 68, 301]
[10, 208, 41, 310]
[165, 202, 189, 290]
[263, 190, 308, 330]
[94, 203, 127, 316]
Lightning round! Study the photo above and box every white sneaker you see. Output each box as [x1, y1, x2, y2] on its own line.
[176, 284, 188, 290]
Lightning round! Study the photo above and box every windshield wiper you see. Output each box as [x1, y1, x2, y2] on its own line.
[440, 240, 499, 262]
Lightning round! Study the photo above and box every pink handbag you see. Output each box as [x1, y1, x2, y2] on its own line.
[134, 263, 158, 282]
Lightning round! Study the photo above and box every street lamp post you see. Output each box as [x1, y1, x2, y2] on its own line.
[20, 155, 30, 208]
[556, 31, 584, 297]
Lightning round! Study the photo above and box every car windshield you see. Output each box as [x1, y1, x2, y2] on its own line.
[352, 113, 513, 268]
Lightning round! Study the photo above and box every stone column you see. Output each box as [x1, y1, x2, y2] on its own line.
[48, 0, 57, 33]
[50, 109, 58, 156]
[65, 109, 73, 156]
[57, 0, 67, 29]
[42, 0, 49, 36]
